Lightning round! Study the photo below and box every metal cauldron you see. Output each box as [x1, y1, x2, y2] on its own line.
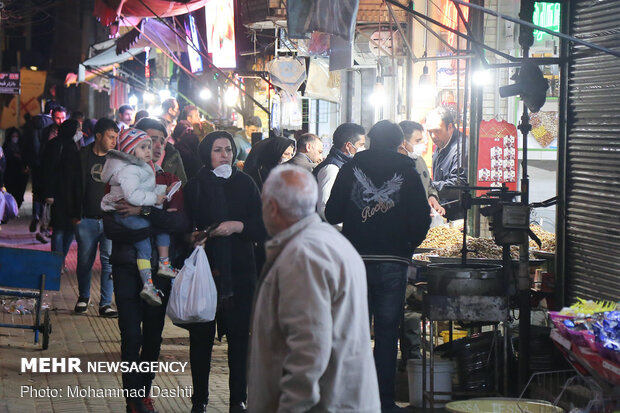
[426, 263, 504, 296]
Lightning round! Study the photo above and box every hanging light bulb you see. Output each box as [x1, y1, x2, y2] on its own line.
[158, 89, 171, 101]
[143, 92, 155, 103]
[199, 88, 212, 100]
[369, 77, 386, 107]
[419, 65, 431, 86]
[128, 94, 139, 107]
[224, 86, 238, 107]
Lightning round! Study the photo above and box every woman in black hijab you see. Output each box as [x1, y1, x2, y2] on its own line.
[243, 135, 294, 191]
[173, 120, 202, 180]
[183, 131, 267, 413]
[41, 119, 81, 259]
[2, 127, 29, 207]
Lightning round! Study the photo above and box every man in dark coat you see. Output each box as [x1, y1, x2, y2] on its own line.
[313, 123, 366, 220]
[286, 133, 323, 173]
[425, 106, 468, 220]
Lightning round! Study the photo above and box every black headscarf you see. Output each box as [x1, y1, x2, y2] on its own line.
[243, 136, 294, 191]
[195, 131, 238, 299]
[57, 119, 81, 145]
[198, 131, 238, 168]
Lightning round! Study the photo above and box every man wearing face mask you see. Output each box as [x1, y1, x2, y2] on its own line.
[313, 123, 366, 220]
[41, 119, 83, 262]
[398, 121, 445, 216]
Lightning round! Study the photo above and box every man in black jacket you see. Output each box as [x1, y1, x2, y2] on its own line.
[103, 118, 191, 413]
[66, 118, 120, 316]
[313, 123, 365, 220]
[426, 106, 468, 220]
[325, 120, 430, 413]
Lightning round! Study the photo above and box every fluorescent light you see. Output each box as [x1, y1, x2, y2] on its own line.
[128, 95, 138, 107]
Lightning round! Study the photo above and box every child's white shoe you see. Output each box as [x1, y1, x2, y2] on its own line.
[140, 282, 163, 306]
[157, 260, 177, 279]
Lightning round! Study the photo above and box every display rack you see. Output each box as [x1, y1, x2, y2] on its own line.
[421, 294, 510, 409]
[550, 329, 620, 396]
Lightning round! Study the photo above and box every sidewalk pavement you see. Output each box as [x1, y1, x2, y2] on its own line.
[0, 197, 413, 412]
[0, 213, 230, 413]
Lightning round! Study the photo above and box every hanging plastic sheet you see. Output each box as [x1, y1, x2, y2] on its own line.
[287, 0, 360, 41]
[280, 91, 303, 131]
[267, 57, 307, 95]
[305, 59, 341, 103]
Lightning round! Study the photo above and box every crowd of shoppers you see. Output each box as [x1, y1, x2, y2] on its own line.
[1, 98, 468, 413]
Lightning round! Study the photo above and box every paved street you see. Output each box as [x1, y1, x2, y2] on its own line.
[0, 198, 411, 413]
[0, 199, 231, 413]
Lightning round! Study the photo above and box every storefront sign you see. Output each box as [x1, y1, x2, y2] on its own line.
[477, 119, 519, 194]
[205, 0, 237, 68]
[0, 72, 21, 94]
[533, 2, 561, 42]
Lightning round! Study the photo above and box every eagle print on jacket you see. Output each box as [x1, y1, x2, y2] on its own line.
[352, 167, 403, 222]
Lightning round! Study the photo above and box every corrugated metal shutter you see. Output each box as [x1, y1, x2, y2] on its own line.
[565, 0, 620, 301]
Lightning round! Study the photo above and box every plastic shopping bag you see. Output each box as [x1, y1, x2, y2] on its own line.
[2, 190, 19, 220]
[430, 208, 446, 229]
[167, 246, 217, 324]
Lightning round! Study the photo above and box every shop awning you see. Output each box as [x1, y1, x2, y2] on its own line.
[83, 45, 145, 68]
[115, 18, 186, 54]
[81, 18, 186, 69]
[94, 0, 208, 27]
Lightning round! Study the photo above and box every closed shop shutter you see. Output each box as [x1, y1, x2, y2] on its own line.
[565, 0, 620, 301]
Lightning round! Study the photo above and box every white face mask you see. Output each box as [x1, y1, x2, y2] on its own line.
[403, 146, 416, 159]
[413, 143, 426, 157]
[72, 131, 83, 143]
[213, 164, 232, 179]
[355, 146, 366, 153]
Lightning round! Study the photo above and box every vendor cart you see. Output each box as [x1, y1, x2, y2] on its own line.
[0, 246, 62, 349]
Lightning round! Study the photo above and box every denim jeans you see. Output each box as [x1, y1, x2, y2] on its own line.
[75, 218, 113, 307]
[51, 228, 74, 260]
[366, 261, 408, 409]
[114, 214, 170, 261]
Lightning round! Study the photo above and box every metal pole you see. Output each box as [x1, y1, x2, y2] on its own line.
[384, 0, 519, 62]
[16, 51, 21, 127]
[385, 1, 417, 62]
[451, 0, 620, 59]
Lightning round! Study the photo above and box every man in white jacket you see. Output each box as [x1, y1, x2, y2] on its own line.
[248, 165, 380, 413]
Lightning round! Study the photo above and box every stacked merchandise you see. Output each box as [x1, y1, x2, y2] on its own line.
[549, 299, 620, 385]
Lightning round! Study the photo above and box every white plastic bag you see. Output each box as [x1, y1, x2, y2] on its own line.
[2, 190, 19, 220]
[166, 246, 217, 324]
[430, 208, 446, 228]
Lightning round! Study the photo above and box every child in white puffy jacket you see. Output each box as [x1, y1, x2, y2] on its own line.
[100, 128, 176, 306]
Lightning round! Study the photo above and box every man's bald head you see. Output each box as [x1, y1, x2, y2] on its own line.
[262, 165, 318, 235]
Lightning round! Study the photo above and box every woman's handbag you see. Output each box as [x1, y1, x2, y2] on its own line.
[166, 246, 218, 324]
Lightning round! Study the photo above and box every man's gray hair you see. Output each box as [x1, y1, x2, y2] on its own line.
[263, 165, 318, 221]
